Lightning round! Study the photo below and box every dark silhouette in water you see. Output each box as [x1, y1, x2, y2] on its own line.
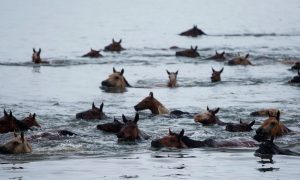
[82, 48, 103, 58]
[253, 111, 291, 142]
[225, 120, 255, 132]
[104, 39, 125, 52]
[32, 48, 49, 64]
[179, 25, 206, 37]
[176, 46, 200, 58]
[228, 53, 252, 65]
[291, 62, 300, 70]
[208, 51, 226, 61]
[76, 102, 106, 120]
[211, 67, 224, 82]
[21, 113, 41, 128]
[255, 137, 300, 156]
[151, 129, 256, 149]
[97, 117, 124, 133]
[0, 110, 32, 133]
[116, 113, 149, 141]
[288, 70, 300, 83]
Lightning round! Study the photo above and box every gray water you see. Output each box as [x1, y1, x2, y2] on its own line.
[1, 0, 300, 179]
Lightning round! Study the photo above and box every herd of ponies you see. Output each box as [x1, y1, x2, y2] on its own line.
[1, 25, 300, 157]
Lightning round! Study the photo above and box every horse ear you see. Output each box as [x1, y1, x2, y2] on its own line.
[33, 113, 36, 119]
[190, 45, 193, 50]
[149, 92, 154, 99]
[120, 69, 124, 76]
[214, 108, 220, 114]
[222, 51, 225, 55]
[215, 51, 218, 55]
[9, 111, 12, 117]
[175, 70, 178, 75]
[90, 48, 93, 51]
[245, 54, 249, 59]
[207, 106, 209, 111]
[212, 68, 216, 72]
[270, 136, 274, 143]
[134, 113, 139, 123]
[239, 119, 243, 124]
[113, 67, 116, 73]
[112, 38, 115, 43]
[21, 132, 25, 143]
[122, 114, 127, 123]
[100, 102, 104, 112]
[33, 48, 36, 53]
[267, 111, 271, 117]
[219, 67, 224, 73]
[38, 48, 41, 54]
[169, 128, 172, 135]
[276, 111, 280, 121]
[249, 120, 255, 127]
[179, 129, 184, 138]
[166, 70, 170, 75]
[194, 46, 198, 51]
[238, 52, 240, 57]
[92, 102, 96, 109]
[4, 109, 8, 116]
[118, 39, 122, 44]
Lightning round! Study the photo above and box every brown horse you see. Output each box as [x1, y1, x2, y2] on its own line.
[228, 53, 252, 65]
[0, 110, 31, 133]
[194, 106, 225, 125]
[104, 39, 125, 52]
[0, 132, 32, 154]
[134, 92, 170, 115]
[82, 48, 103, 58]
[179, 25, 206, 37]
[211, 67, 224, 82]
[176, 46, 200, 58]
[151, 129, 257, 149]
[253, 111, 291, 142]
[250, 108, 279, 117]
[166, 70, 178, 87]
[76, 102, 106, 120]
[21, 113, 41, 128]
[225, 120, 255, 132]
[116, 113, 149, 141]
[101, 67, 131, 89]
[289, 70, 300, 83]
[32, 48, 49, 64]
[208, 51, 226, 61]
[97, 117, 124, 133]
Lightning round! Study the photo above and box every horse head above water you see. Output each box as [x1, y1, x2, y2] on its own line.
[179, 25, 206, 37]
[134, 92, 170, 115]
[194, 106, 224, 125]
[82, 48, 103, 58]
[211, 67, 224, 82]
[166, 70, 178, 87]
[32, 48, 49, 64]
[101, 67, 131, 89]
[175, 46, 200, 58]
[21, 113, 41, 128]
[76, 102, 106, 120]
[225, 119, 255, 132]
[0, 132, 32, 154]
[228, 53, 252, 65]
[104, 39, 125, 52]
[208, 51, 226, 60]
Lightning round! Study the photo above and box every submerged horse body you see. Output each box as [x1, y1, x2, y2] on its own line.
[101, 67, 131, 90]
[151, 129, 257, 149]
[179, 25, 206, 37]
[289, 70, 300, 83]
[253, 111, 291, 142]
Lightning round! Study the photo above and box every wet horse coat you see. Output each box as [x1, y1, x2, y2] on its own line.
[32, 48, 49, 64]
[175, 46, 200, 58]
[228, 53, 252, 65]
[82, 48, 103, 58]
[166, 70, 178, 87]
[101, 67, 131, 89]
[179, 25, 206, 37]
[134, 92, 170, 115]
[104, 39, 125, 52]
[194, 106, 225, 125]
[0, 132, 32, 154]
[76, 102, 106, 120]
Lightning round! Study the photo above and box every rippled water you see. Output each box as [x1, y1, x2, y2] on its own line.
[1, 0, 300, 179]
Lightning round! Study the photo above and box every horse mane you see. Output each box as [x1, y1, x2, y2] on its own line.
[181, 136, 217, 148]
[123, 77, 131, 87]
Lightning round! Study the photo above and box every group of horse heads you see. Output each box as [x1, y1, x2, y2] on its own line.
[2, 25, 299, 157]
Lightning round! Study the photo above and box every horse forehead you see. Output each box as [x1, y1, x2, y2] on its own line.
[262, 117, 278, 125]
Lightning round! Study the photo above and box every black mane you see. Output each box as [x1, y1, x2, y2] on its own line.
[181, 136, 217, 148]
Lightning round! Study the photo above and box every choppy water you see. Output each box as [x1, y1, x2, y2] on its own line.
[1, 0, 300, 179]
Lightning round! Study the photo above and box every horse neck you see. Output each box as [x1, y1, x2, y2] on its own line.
[122, 77, 131, 87]
[168, 79, 176, 87]
[21, 118, 33, 128]
[181, 136, 206, 148]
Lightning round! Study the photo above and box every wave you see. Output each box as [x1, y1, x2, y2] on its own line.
[210, 33, 300, 37]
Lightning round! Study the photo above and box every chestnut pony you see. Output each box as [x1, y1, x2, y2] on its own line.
[101, 67, 131, 89]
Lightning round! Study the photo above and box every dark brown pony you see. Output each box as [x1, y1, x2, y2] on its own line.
[116, 113, 149, 141]
[166, 70, 178, 87]
[211, 67, 224, 82]
[179, 25, 206, 37]
[32, 48, 49, 64]
[289, 70, 300, 83]
[151, 129, 257, 149]
[208, 51, 226, 61]
[253, 111, 291, 142]
[255, 136, 300, 156]
[194, 106, 225, 125]
[225, 120, 255, 132]
[97, 117, 124, 133]
[21, 113, 41, 128]
[0, 132, 32, 154]
[250, 108, 279, 117]
[176, 46, 200, 58]
[291, 61, 300, 70]
[82, 48, 103, 58]
[104, 39, 125, 52]
[228, 53, 252, 65]
[101, 67, 131, 89]
[76, 102, 106, 120]
[134, 92, 170, 115]
[0, 110, 31, 133]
